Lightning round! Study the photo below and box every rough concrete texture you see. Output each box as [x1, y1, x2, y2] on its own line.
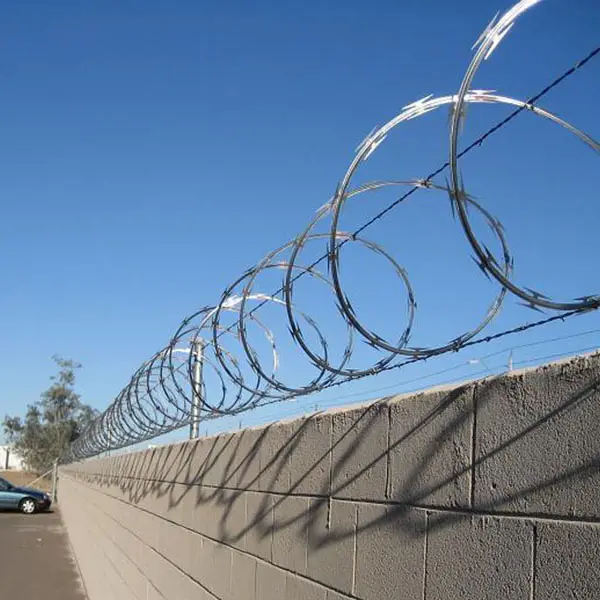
[425, 514, 531, 600]
[388, 384, 473, 507]
[60, 351, 600, 599]
[535, 522, 600, 599]
[272, 495, 310, 575]
[331, 402, 388, 501]
[306, 498, 356, 595]
[473, 352, 600, 517]
[354, 503, 425, 600]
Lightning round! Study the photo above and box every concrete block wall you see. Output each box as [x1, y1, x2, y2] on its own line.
[59, 351, 600, 599]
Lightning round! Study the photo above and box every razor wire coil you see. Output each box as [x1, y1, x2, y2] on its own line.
[68, 0, 600, 460]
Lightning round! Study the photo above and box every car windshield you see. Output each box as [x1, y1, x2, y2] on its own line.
[0, 477, 12, 491]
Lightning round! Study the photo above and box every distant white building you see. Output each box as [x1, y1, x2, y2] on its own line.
[0, 445, 25, 470]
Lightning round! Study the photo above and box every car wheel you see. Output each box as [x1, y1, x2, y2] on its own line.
[19, 497, 38, 515]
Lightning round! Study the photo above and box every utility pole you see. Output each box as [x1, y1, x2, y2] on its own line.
[190, 339, 205, 439]
[508, 350, 514, 372]
[51, 459, 59, 502]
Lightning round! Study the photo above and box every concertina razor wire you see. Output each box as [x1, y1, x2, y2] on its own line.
[68, 0, 599, 460]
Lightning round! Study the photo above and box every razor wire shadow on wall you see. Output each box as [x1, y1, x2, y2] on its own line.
[68, 0, 600, 460]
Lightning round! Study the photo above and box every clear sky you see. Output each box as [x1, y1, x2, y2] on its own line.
[1, 0, 599, 444]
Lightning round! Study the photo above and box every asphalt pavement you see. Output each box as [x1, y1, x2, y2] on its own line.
[0, 507, 87, 599]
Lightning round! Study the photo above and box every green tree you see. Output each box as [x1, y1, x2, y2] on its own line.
[3, 356, 97, 472]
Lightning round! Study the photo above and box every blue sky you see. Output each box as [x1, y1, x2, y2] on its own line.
[1, 0, 599, 444]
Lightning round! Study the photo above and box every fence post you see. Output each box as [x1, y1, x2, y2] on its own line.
[51, 459, 59, 502]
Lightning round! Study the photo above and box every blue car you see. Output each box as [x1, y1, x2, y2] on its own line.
[0, 474, 52, 514]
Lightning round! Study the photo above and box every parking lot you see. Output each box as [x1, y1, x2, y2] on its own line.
[0, 508, 87, 599]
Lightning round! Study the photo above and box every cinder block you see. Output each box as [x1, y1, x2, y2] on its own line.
[146, 584, 163, 600]
[331, 401, 388, 501]
[143, 447, 160, 480]
[186, 438, 212, 486]
[136, 480, 155, 514]
[141, 542, 177, 599]
[388, 384, 473, 507]
[113, 455, 123, 476]
[307, 499, 356, 595]
[165, 444, 189, 482]
[117, 481, 130, 502]
[170, 440, 198, 485]
[133, 507, 159, 549]
[117, 480, 131, 505]
[135, 477, 160, 508]
[199, 538, 232, 599]
[95, 568, 123, 600]
[106, 500, 131, 531]
[326, 593, 352, 600]
[111, 478, 123, 498]
[116, 523, 143, 571]
[218, 489, 247, 549]
[535, 522, 600, 599]
[162, 566, 206, 600]
[124, 453, 135, 476]
[156, 519, 198, 577]
[289, 412, 332, 496]
[174, 483, 199, 531]
[141, 482, 171, 518]
[286, 574, 327, 600]
[231, 427, 263, 491]
[474, 353, 600, 517]
[120, 499, 140, 526]
[187, 486, 212, 536]
[151, 445, 170, 480]
[152, 446, 169, 480]
[150, 582, 204, 600]
[218, 432, 251, 489]
[132, 449, 152, 478]
[228, 550, 257, 600]
[173, 439, 202, 484]
[94, 488, 108, 508]
[184, 529, 204, 583]
[186, 535, 212, 595]
[200, 433, 238, 487]
[162, 443, 193, 482]
[175, 575, 214, 600]
[113, 552, 147, 600]
[355, 503, 425, 600]
[426, 514, 531, 600]
[188, 488, 226, 539]
[161, 481, 192, 523]
[272, 495, 310, 575]
[258, 420, 297, 493]
[245, 492, 274, 561]
[134, 481, 157, 512]
[256, 562, 286, 600]
[163, 482, 184, 519]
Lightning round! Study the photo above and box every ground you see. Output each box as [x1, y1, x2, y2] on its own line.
[0, 469, 52, 492]
[0, 508, 87, 599]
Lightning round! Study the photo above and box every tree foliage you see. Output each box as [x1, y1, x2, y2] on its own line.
[3, 356, 97, 472]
